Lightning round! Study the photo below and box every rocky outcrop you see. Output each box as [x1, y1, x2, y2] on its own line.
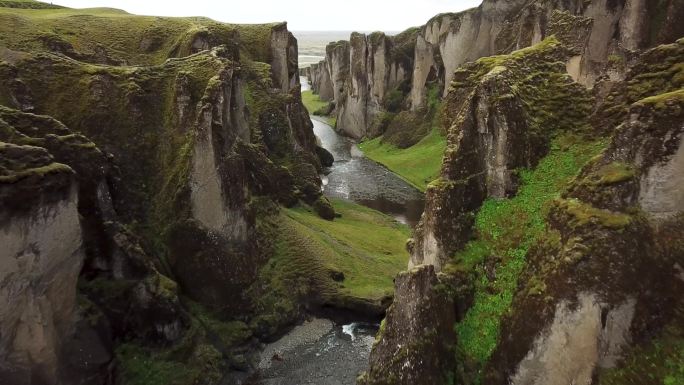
[0, 6, 328, 384]
[359, 265, 457, 385]
[485, 86, 684, 385]
[409, 37, 592, 270]
[0, 109, 117, 384]
[0, 142, 83, 384]
[309, 30, 417, 139]
[306, 0, 684, 139]
[305, 62, 334, 101]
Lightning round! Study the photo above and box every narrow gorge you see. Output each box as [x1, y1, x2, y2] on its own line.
[1, 0, 683, 385]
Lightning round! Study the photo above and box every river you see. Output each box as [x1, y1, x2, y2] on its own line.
[304, 78, 425, 227]
[248, 77, 424, 385]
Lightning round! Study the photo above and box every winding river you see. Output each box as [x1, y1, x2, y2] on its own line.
[304, 79, 425, 227]
[250, 77, 425, 385]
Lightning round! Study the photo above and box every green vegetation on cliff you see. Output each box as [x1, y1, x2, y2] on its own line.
[359, 128, 446, 191]
[449, 134, 606, 379]
[287, 199, 410, 299]
[0, 4, 278, 66]
[359, 84, 445, 191]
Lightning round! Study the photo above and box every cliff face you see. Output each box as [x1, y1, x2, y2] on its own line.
[485, 40, 684, 385]
[306, 0, 684, 140]
[0, 4, 328, 384]
[308, 30, 417, 139]
[0, 140, 83, 384]
[363, 27, 684, 385]
[410, 35, 592, 270]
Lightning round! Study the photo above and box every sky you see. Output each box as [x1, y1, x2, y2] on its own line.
[51, 0, 483, 31]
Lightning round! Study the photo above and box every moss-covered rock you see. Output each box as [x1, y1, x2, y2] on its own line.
[484, 65, 684, 385]
[312, 195, 336, 220]
[411, 37, 592, 270]
[0, 5, 326, 385]
[360, 265, 456, 385]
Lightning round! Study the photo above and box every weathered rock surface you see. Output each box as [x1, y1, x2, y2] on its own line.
[0, 5, 329, 384]
[306, 0, 684, 139]
[486, 86, 684, 385]
[308, 30, 417, 139]
[0, 143, 82, 384]
[410, 37, 592, 270]
[364, 18, 684, 385]
[359, 265, 456, 385]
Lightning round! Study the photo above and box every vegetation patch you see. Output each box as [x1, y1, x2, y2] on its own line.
[249, 198, 409, 334]
[360, 128, 446, 191]
[284, 199, 409, 300]
[448, 134, 607, 379]
[301, 89, 335, 125]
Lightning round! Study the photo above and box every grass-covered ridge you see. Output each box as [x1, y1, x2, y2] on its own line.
[286, 199, 410, 299]
[250, 198, 410, 334]
[0, 0, 64, 9]
[448, 134, 607, 380]
[360, 128, 446, 191]
[301, 90, 328, 114]
[0, 5, 278, 66]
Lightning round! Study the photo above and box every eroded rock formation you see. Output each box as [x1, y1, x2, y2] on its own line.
[0, 5, 329, 384]
[306, 0, 684, 140]
[362, 32, 684, 385]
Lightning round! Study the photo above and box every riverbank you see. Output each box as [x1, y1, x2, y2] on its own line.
[251, 318, 378, 385]
[358, 128, 446, 192]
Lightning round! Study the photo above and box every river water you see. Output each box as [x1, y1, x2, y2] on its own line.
[249, 77, 424, 384]
[303, 78, 425, 226]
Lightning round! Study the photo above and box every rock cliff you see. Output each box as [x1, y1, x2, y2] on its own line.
[485, 40, 684, 385]
[354, 2, 684, 384]
[362, 23, 684, 385]
[306, 0, 684, 141]
[0, 3, 330, 384]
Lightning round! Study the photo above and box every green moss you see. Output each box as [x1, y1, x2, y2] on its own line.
[599, 314, 684, 385]
[229, 22, 278, 63]
[452, 134, 607, 375]
[116, 341, 222, 385]
[360, 128, 446, 192]
[637, 88, 684, 109]
[184, 300, 252, 348]
[595, 162, 635, 185]
[558, 198, 633, 229]
[0, 159, 72, 182]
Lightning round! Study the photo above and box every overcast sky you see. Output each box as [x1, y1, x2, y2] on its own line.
[51, 0, 483, 31]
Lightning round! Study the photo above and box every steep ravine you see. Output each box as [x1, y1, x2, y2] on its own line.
[0, 3, 412, 385]
[248, 76, 426, 385]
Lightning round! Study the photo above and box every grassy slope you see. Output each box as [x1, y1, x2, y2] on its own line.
[359, 128, 446, 191]
[0, 5, 276, 65]
[447, 134, 607, 378]
[261, 198, 409, 303]
[301, 89, 336, 126]
[286, 199, 410, 299]
[249, 198, 410, 335]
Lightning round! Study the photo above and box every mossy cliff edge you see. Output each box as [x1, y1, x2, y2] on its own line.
[0, 2, 402, 384]
[360, 26, 684, 385]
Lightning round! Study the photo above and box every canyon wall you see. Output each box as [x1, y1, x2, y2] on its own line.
[362, 26, 684, 385]
[0, 5, 329, 383]
[307, 0, 684, 140]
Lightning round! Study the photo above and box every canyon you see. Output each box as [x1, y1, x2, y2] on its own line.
[1, 0, 683, 385]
